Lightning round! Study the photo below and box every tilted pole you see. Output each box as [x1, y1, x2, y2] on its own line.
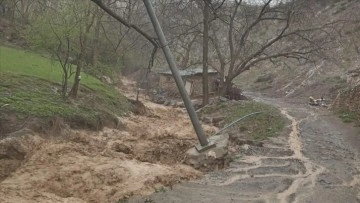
[143, 0, 210, 147]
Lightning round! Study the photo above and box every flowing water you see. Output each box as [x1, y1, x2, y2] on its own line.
[132, 97, 360, 203]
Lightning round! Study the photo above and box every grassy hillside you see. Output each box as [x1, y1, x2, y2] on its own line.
[0, 46, 113, 92]
[0, 46, 129, 134]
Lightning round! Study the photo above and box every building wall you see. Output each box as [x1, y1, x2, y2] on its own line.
[190, 75, 201, 96]
[189, 74, 218, 96]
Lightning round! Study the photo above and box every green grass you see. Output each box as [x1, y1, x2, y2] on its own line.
[0, 46, 129, 131]
[322, 76, 348, 94]
[0, 46, 113, 92]
[338, 110, 359, 124]
[0, 46, 63, 81]
[203, 101, 286, 140]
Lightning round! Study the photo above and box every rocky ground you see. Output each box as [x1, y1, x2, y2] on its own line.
[131, 93, 360, 203]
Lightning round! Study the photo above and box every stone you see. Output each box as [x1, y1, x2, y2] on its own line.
[241, 144, 250, 151]
[185, 134, 229, 169]
[219, 96, 228, 102]
[100, 76, 113, 84]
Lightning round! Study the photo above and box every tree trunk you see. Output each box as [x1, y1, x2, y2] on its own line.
[70, 27, 88, 98]
[70, 2, 95, 98]
[62, 71, 68, 99]
[218, 63, 225, 96]
[91, 8, 103, 66]
[70, 32, 86, 99]
[10, 1, 15, 23]
[220, 77, 232, 97]
[202, 0, 210, 105]
[70, 58, 82, 98]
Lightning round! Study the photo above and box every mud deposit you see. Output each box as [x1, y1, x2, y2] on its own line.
[132, 97, 360, 203]
[0, 91, 217, 203]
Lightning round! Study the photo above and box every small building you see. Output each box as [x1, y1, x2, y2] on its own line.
[158, 67, 219, 98]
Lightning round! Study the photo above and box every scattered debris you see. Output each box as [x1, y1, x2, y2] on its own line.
[100, 75, 113, 85]
[186, 134, 229, 170]
[309, 96, 328, 107]
[128, 99, 147, 115]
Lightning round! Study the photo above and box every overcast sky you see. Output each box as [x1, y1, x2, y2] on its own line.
[244, 0, 290, 6]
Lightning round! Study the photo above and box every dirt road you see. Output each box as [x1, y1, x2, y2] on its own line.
[131, 94, 360, 203]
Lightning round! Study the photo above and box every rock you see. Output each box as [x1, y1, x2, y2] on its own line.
[100, 76, 113, 85]
[128, 99, 147, 115]
[152, 95, 166, 104]
[241, 144, 250, 151]
[219, 96, 228, 102]
[186, 134, 229, 169]
[50, 86, 58, 94]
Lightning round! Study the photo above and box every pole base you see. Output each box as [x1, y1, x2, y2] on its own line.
[195, 141, 216, 152]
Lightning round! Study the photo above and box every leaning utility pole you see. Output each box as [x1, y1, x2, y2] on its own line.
[143, 0, 214, 151]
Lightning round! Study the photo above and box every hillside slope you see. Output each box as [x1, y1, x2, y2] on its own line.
[233, 0, 360, 125]
[0, 46, 129, 135]
[236, 0, 360, 100]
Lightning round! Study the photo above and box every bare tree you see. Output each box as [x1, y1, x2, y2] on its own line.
[208, 0, 336, 95]
[155, 0, 203, 69]
[90, 0, 158, 47]
[175, 33, 200, 69]
[69, 0, 96, 98]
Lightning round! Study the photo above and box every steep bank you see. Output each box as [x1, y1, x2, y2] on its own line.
[0, 46, 129, 135]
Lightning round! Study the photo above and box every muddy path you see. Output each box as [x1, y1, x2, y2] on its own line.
[131, 93, 360, 203]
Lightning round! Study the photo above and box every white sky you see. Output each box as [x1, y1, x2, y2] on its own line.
[244, 0, 290, 6]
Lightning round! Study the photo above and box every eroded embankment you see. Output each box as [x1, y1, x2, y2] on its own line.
[0, 99, 217, 203]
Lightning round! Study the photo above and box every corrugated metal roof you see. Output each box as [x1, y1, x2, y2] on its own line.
[159, 66, 218, 76]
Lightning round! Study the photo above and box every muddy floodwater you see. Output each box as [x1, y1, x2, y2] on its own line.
[132, 94, 360, 203]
